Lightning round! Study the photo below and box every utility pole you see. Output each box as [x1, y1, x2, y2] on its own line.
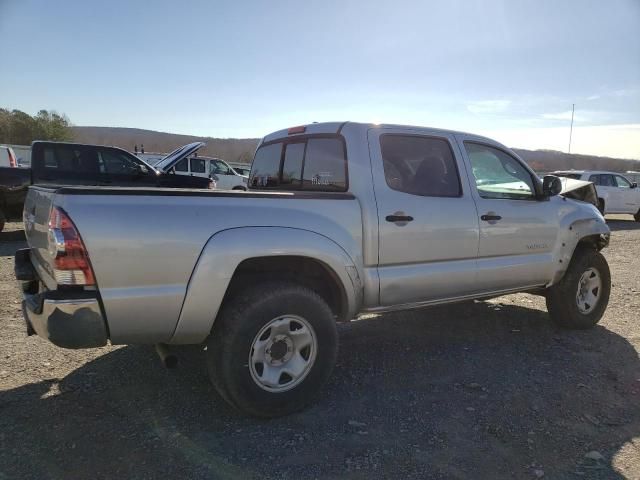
[568, 103, 575, 154]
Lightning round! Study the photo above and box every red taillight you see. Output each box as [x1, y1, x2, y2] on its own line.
[48, 207, 95, 286]
[287, 125, 306, 135]
[8, 149, 17, 168]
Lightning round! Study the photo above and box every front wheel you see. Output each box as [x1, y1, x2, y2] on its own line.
[206, 282, 338, 417]
[546, 248, 611, 329]
[634, 208, 640, 222]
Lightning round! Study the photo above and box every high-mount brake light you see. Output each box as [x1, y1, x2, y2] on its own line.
[287, 125, 306, 135]
[47, 207, 95, 286]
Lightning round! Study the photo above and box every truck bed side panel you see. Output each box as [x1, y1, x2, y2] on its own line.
[55, 190, 363, 344]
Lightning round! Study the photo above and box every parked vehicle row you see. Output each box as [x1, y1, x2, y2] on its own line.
[16, 122, 611, 417]
[145, 143, 248, 190]
[0, 141, 211, 232]
[553, 170, 640, 221]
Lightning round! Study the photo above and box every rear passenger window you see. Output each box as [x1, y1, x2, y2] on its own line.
[174, 158, 188, 172]
[42, 146, 101, 173]
[599, 174, 615, 187]
[190, 158, 206, 173]
[250, 143, 282, 188]
[588, 174, 600, 185]
[250, 137, 347, 191]
[282, 143, 304, 187]
[303, 139, 347, 191]
[380, 135, 461, 197]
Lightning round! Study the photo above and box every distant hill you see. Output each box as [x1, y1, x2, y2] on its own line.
[513, 148, 640, 174]
[71, 126, 640, 172]
[72, 126, 259, 164]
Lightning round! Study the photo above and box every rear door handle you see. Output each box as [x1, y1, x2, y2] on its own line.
[481, 214, 502, 221]
[386, 214, 414, 223]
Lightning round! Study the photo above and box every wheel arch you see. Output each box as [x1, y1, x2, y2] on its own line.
[548, 216, 610, 287]
[169, 226, 362, 344]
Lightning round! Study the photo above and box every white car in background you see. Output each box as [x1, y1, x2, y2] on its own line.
[553, 170, 640, 221]
[148, 142, 248, 190]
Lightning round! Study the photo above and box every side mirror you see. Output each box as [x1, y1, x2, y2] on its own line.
[542, 175, 562, 197]
[631, 182, 638, 189]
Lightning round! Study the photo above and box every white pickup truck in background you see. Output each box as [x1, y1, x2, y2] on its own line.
[553, 170, 640, 221]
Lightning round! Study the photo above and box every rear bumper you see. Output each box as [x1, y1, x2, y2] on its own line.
[15, 248, 108, 349]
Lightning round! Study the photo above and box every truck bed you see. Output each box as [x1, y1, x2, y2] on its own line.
[24, 185, 363, 344]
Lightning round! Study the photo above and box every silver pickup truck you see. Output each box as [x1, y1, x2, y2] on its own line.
[15, 121, 611, 417]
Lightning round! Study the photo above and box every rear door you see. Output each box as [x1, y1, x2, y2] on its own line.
[591, 173, 617, 212]
[33, 144, 109, 186]
[368, 128, 480, 306]
[457, 138, 560, 292]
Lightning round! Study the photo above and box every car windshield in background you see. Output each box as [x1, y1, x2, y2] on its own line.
[233, 167, 250, 176]
[249, 137, 347, 191]
[554, 172, 583, 180]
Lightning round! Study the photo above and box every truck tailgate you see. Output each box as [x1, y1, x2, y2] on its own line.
[23, 186, 59, 290]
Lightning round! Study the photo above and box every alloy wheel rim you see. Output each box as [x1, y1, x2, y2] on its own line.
[249, 315, 317, 392]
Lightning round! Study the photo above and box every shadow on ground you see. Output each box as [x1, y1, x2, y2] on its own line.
[1, 301, 638, 479]
[606, 218, 640, 232]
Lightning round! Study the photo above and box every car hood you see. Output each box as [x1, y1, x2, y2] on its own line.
[558, 177, 598, 206]
[154, 142, 205, 172]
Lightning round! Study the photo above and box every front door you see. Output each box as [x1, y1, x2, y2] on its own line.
[211, 159, 235, 189]
[613, 174, 640, 213]
[369, 128, 480, 307]
[457, 138, 560, 292]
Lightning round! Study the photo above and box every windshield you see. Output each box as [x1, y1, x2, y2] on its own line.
[554, 172, 583, 180]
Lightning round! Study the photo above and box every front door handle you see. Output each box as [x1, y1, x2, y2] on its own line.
[481, 214, 502, 221]
[386, 214, 414, 223]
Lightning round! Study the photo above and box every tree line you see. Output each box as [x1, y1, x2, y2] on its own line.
[0, 108, 73, 145]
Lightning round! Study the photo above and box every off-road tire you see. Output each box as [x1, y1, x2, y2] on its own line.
[205, 282, 338, 417]
[546, 247, 611, 329]
[597, 199, 605, 216]
[0, 209, 5, 233]
[634, 209, 640, 222]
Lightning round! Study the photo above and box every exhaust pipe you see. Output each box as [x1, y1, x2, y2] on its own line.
[155, 343, 178, 369]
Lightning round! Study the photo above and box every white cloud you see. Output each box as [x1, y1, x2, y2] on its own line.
[587, 94, 600, 101]
[467, 100, 511, 114]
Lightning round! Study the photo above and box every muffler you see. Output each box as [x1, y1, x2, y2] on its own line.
[155, 343, 178, 369]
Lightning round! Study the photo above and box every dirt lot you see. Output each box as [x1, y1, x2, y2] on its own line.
[0, 219, 638, 479]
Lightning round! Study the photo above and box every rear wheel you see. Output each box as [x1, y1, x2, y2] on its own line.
[634, 209, 640, 222]
[597, 199, 605, 215]
[0, 209, 5, 233]
[206, 282, 338, 417]
[546, 247, 610, 329]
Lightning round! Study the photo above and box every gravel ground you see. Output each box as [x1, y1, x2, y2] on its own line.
[0, 218, 638, 480]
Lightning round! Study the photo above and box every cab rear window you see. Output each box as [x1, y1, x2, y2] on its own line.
[250, 137, 347, 191]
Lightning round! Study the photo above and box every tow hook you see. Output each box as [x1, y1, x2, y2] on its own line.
[155, 343, 178, 369]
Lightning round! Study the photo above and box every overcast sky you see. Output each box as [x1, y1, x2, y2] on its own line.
[1, 0, 639, 158]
